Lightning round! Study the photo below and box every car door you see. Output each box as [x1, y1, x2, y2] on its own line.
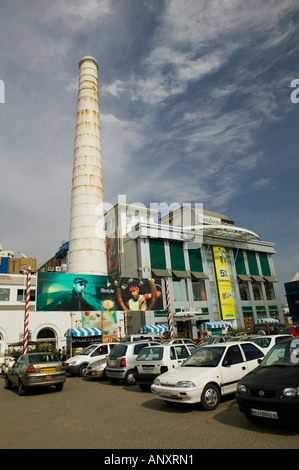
[220, 345, 249, 395]
[173, 345, 190, 368]
[90, 345, 109, 364]
[239, 343, 264, 372]
[9, 356, 24, 385]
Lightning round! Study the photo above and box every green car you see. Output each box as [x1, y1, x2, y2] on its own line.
[4, 352, 66, 395]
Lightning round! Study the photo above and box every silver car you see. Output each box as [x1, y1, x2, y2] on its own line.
[106, 341, 160, 385]
[4, 352, 66, 395]
[86, 357, 108, 379]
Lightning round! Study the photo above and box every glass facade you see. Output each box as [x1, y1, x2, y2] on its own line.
[146, 236, 282, 334]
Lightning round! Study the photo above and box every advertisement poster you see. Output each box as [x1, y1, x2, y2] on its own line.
[36, 273, 164, 312]
[82, 311, 119, 342]
[212, 246, 236, 320]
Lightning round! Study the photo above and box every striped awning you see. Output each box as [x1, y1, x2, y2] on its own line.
[201, 321, 230, 329]
[256, 318, 280, 324]
[138, 324, 168, 334]
[64, 327, 102, 337]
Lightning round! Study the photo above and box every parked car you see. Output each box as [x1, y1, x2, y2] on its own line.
[243, 334, 292, 355]
[4, 352, 66, 395]
[151, 341, 264, 410]
[134, 343, 198, 389]
[123, 334, 162, 342]
[253, 321, 282, 336]
[161, 338, 196, 345]
[236, 337, 299, 424]
[197, 336, 233, 347]
[280, 326, 299, 337]
[86, 357, 108, 379]
[65, 342, 118, 377]
[106, 341, 160, 385]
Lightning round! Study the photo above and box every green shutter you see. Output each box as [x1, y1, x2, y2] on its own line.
[169, 241, 186, 271]
[149, 239, 166, 270]
[188, 248, 203, 272]
[259, 253, 271, 277]
[233, 249, 246, 275]
[247, 251, 259, 276]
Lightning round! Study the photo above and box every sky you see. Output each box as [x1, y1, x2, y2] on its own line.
[0, 0, 298, 303]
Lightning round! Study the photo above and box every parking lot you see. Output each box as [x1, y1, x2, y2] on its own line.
[0, 374, 299, 450]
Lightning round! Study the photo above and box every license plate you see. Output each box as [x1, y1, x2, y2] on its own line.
[40, 368, 56, 374]
[143, 366, 154, 371]
[110, 360, 116, 366]
[251, 408, 278, 419]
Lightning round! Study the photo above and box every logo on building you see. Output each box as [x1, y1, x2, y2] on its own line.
[290, 79, 299, 104]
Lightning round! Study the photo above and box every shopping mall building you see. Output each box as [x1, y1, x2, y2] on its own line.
[104, 203, 283, 338]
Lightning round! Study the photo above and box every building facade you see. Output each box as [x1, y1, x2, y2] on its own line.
[110, 205, 283, 338]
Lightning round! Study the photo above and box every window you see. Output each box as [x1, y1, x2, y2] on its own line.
[173, 279, 189, 302]
[0, 288, 10, 301]
[252, 282, 263, 300]
[238, 282, 250, 301]
[223, 345, 243, 365]
[192, 279, 206, 301]
[17, 289, 36, 302]
[174, 345, 189, 359]
[134, 343, 149, 355]
[241, 343, 264, 361]
[92, 345, 108, 356]
[265, 282, 275, 300]
[170, 347, 176, 360]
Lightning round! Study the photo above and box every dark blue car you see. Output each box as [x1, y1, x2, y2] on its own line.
[236, 337, 299, 424]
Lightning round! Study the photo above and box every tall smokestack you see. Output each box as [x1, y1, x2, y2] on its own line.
[68, 56, 107, 275]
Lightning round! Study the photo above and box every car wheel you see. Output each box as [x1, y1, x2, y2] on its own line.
[4, 376, 12, 389]
[201, 383, 220, 410]
[78, 364, 88, 377]
[18, 380, 26, 396]
[55, 383, 64, 392]
[124, 369, 136, 385]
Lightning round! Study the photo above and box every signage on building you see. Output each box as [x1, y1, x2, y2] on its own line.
[36, 272, 164, 312]
[212, 246, 236, 320]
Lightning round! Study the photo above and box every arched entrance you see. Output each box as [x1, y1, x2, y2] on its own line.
[36, 328, 57, 349]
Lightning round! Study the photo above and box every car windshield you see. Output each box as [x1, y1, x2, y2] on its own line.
[261, 339, 299, 367]
[182, 346, 225, 367]
[137, 347, 163, 361]
[80, 345, 101, 356]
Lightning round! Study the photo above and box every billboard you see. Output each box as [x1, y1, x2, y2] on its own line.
[36, 273, 164, 312]
[212, 246, 236, 320]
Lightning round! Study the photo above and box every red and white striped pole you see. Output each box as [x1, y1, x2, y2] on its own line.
[23, 268, 31, 354]
[165, 278, 173, 339]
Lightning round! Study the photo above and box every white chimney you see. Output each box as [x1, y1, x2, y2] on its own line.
[68, 56, 107, 275]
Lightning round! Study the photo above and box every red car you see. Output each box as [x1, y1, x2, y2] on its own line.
[281, 325, 299, 336]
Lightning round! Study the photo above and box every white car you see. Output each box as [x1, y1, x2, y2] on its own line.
[65, 342, 118, 377]
[151, 341, 265, 410]
[134, 343, 198, 390]
[244, 334, 292, 355]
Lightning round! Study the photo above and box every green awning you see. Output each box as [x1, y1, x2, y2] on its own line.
[191, 271, 209, 280]
[151, 269, 170, 278]
[263, 276, 277, 283]
[237, 274, 252, 282]
[172, 270, 190, 278]
[251, 275, 265, 282]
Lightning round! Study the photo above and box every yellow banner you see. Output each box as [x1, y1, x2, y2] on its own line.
[212, 246, 235, 320]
